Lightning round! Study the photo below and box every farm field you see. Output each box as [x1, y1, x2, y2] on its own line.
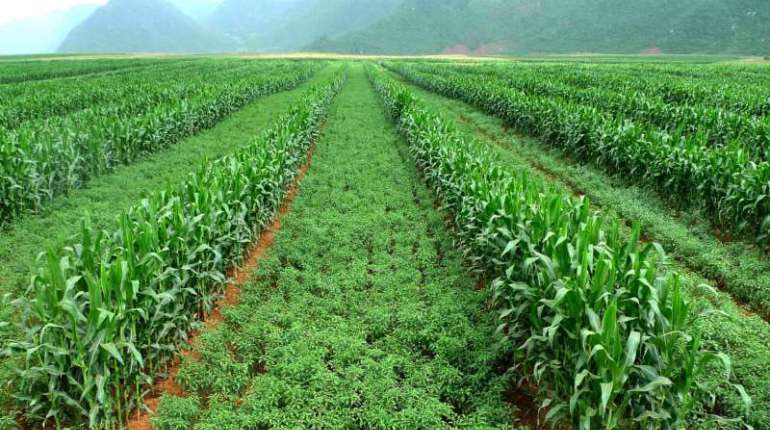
[0, 57, 769, 430]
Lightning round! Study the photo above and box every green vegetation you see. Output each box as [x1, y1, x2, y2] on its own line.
[387, 62, 770, 255]
[0, 60, 318, 224]
[316, 0, 770, 55]
[153, 65, 517, 430]
[1, 56, 769, 429]
[370, 66, 748, 428]
[4, 71, 344, 429]
[390, 75, 770, 428]
[0, 60, 208, 129]
[447, 64, 770, 140]
[0, 58, 162, 84]
[0, 66, 337, 429]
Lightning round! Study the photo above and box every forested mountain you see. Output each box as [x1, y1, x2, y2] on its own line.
[169, 0, 221, 21]
[207, 0, 304, 41]
[46, 0, 770, 55]
[207, 0, 401, 52]
[58, 0, 229, 53]
[314, 0, 770, 55]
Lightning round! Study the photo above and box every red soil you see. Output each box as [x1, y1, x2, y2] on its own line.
[126, 145, 316, 430]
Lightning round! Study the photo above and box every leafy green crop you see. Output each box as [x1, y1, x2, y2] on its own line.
[434, 63, 770, 159]
[3, 70, 346, 429]
[369, 66, 749, 429]
[387, 62, 770, 251]
[0, 61, 321, 226]
[0, 60, 237, 129]
[0, 58, 164, 85]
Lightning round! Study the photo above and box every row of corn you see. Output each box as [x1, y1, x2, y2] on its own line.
[368, 66, 748, 429]
[3, 70, 346, 429]
[0, 59, 225, 129]
[0, 61, 320, 226]
[434, 63, 770, 160]
[385, 63, 770, 254]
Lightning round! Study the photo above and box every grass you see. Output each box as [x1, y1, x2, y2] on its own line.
[392, 76, 770, 428]
[152, 65, 522, 429]
[0, 66, 335, 427]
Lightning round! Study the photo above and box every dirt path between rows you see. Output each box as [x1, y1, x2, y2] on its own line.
[127, 145, 317, 430]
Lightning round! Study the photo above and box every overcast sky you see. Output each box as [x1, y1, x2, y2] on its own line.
[0, 0, 108, 25]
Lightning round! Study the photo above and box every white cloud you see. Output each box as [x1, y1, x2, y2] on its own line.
[0, 0, 108, 25]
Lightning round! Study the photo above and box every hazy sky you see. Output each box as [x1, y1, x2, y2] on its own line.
[0, 0, 108, 25]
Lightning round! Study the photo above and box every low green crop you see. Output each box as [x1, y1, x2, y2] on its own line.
[151, 395, 201, 430]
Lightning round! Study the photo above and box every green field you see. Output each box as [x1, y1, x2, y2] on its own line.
[1, 56, 769, 430]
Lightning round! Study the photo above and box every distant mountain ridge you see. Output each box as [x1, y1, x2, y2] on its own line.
[207, 0, 304, 39]
[315, 0, 770, 55]
[58, 0, 228, 53]
[169, 0, 221, 21]
[207, 0, 401, 52]
[42, 0, 770, 55]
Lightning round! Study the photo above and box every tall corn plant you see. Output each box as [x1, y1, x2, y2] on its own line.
[5, 72, 346, 429]
[0, 62, 321, 226]
[368, 67, 748, 429]
[427, 63, 770, 160]
[385, 63, 770, 251]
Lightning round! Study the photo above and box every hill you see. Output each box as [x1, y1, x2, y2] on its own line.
[207, 0, 401, 52]
[59, 0, 228, 53]
[311, 0, 770, 55]
[0, 5, 97, 55]
[169, 0, 221, 21]
[50, 0, 770, 55]
[207, 0, 305, 45]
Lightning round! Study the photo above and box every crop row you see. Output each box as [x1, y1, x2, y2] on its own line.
[387, 63, 770, 251]
[0, 58, 168, 85]
[368, 66, 747, 429]
[522, 63, 770, 116]
[3, 70, 346, 429]
[430, 64, 770, 159]
[446, 62, 770, 118]
[0, 59, 225, 129]
[0, 61, 321, 225]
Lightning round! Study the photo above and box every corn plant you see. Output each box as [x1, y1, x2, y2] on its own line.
[386, 62, 770, 253]
[436, 63, 770, 160]
[0, 58, 163, 85]
[0, 60, 239, 130]
[5, 71, 346, 430]
[368, 66, 749, 429]
[0, 61, 321, 226]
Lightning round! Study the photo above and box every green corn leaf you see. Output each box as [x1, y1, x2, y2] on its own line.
[623, 331, 641, 368]
[100, 343, 124, 365]
[631, 376, 672, 393]
[600, 382, 613, 414]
